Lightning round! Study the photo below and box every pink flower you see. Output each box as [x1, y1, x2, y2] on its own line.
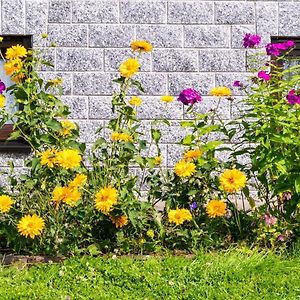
[258, 70, 271, 81]
[243, 33, 261, 48]
[177, 88, 202, 105]
[286, 89, 300, 105]
[265, 41, 295, 56]
[0, 80, 5, 94]
[233, 80, 242, 87]
[264, 213, 277, 227]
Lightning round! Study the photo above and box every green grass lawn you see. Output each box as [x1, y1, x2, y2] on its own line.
[1, 248, 300, 300]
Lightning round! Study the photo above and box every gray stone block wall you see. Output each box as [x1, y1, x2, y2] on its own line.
[0, 0, 298, 169]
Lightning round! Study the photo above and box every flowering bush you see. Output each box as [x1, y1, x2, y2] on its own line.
[0, 33, 299, 255]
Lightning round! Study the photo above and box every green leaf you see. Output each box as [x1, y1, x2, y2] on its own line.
[295, 177, 300, 194]
[180, 134, 195, 145]
[45, 119, 62, 132]
[151, 129, 161, 143]
[180, 121, 194, 128]
[131, 80, 145, 93]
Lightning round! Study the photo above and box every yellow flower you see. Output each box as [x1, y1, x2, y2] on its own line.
[168, 208, 192, 225]
[69, 174, 87, 189]
[161, 95, 174, 103]
[154, 156, 162, 166]
[0, 95, 5, 108]
[146, 229, 155, 239]
[111, 132, 134, 143]
[17, 214, 45, 239]
[56, 149, 82, 169]
[184, 149, 202, 162]
[41, 33, 48, 39]
[52, 186, 81, 207]
[49, 78, 63, 85]
[12, 73, 25, 83]
[206, 200, 227, 218]
[4, 58, 23, 76]
[174, 160, 196, 177]
[131, 40, 153, 52]
[0, 37, 3, 42]
[210, 86, 232, 97]
[60, 120, 76, 136]
[110, 215, 128, 228]
[94, 186, 118, 214]
[129, 96, 142, 106]
[5, 44, 27, 60]
[220, 169, 247, 193]
[39, 148, 58, 168]
[119, 58, 140, 78]
[0, 195, 13, 213]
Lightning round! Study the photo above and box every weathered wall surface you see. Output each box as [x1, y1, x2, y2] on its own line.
[0, 0, 298, 175]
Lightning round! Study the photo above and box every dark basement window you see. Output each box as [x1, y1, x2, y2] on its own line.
[0, 35, 32, 153]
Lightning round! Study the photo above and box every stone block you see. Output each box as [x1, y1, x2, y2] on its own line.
[137, 96, 183, 120]
[215, 72, 251, 96]
[61, 96, 88, 119]
[183, 96, 231, 120]
[215, 2, 254, 25]
[2, 0, 25, 34]
[40, 72, 72, 95]
[127, 73, 167, 96]
[47, 24, 87, 47]
[120, 0, 166, 24]
[48, 0, 71, 23]
[76, 120, 104, 143]
[56, 48, 103, 72]
[168, 1, 213, 24]
[89, 25, 135, 48]
[279, 3, 300, 36]
[184, 25, 230, 48]
[25, 0, 48, 46]
[256, 2, 278, 45]
[167, 144, 185, 167]
[73, 73, 113, 95]
[231, 25, 256, 49]
[72, 0, 118, 23]
[88, 96, 116, 119]
[104, 49, 150, 72]
[153, 49, 198, 72]
[136, 25, 183, 48]
[199, 49, 246, 72]
[168, 73, 214, 96]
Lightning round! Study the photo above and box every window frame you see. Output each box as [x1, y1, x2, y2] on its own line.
[0, 34, 32, 153]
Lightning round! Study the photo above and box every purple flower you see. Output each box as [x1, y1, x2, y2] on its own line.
[286, 89, 300, 105]
[258, 70, 271, 81]
[243, 33, 261, 48]
[189, 202, 198, 211]
[265, 41, 295, 56]
[178, 88, 202, 106]
[264, 213, 277, 227]
[233, 81, 242, 87]
[0, 80, 6, 94]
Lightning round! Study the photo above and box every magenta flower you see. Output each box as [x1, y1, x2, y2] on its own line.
[233, 81, 242, 87]
[258, 70, 271, 81]
[265, 40, 295, 56]
[264, 214, 277, 227]
[243, 33, 261, 48]
[178, 88, 202, 105]
[0, 80, 6, 94]
[286, 89, 300, 105]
